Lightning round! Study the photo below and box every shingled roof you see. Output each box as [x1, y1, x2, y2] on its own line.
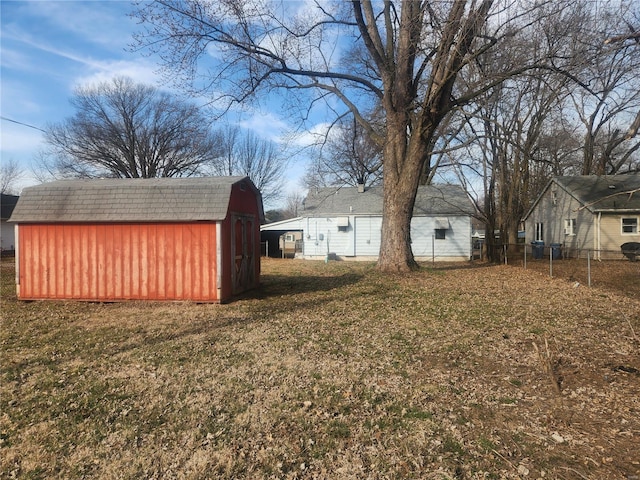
[303, 184, 476, 216]
[553, 175, 640, 212]
[1, 194, 19, 220]
[9, 177, 262, 223]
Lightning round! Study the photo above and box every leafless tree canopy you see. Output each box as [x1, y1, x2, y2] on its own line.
[0, 158, 25, 195]
[42, 77, 218, 179]
[304, 115, 382, 190]
[133, 0, 621, 271]
[207, 125, 288, 204]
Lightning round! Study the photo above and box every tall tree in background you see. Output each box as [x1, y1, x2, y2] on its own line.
[0, 159, 24, 195]
[208, 125, 288, 205]
[304, 116, 382, 190]
[443, 1, 639, 262]
[282, 191, 305, 219]
[42, 77, 218, 179]
[605, 7, 640, 140]
[134, 0, 573, 272]
[568, 4, 640, 175]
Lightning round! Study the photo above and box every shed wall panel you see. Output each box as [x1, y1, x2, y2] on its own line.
[17, 223, 219, 301]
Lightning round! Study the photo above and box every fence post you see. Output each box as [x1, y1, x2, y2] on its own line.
[549, 245, 553, 278]
[587, 250, 591, 287]
[432, 235, 435, 265]
[504, 244, 508, 265]
[524, 243, 527, 270]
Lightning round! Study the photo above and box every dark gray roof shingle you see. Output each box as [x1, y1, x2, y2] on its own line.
[9, 177, 258, 223]
[303, 184, 475, 216]
[555, 174, 640, 212]
[1, 194, 19, 220]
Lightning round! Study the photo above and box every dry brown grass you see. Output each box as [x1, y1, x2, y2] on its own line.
[1, 258, 639, 479]
[518, 256, 640, 301]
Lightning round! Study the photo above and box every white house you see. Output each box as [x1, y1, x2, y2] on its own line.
[262, 184, 476, 261]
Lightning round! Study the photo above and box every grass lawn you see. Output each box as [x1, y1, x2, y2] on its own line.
[1, 258, 639, 479]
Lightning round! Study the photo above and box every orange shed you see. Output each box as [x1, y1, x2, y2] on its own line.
[9, 177, 263, 303]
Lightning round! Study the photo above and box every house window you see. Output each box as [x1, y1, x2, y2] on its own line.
[622, 217, 638, 234]
[285, 234, 294, 242]
[435, 229, 446, 240]
[564, 219, 576, 236]
[535, 222, 544, 241]
[337, 217, 349, 231]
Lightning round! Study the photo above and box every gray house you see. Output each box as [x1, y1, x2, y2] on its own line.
[523, 175, 640, 257]
[262, 184, 476, 261]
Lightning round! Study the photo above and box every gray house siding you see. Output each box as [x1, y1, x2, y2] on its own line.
[524, 185, 596, 251]
[524, 175, 640, 257]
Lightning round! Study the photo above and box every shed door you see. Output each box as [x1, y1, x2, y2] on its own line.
[232, 215, 256, 294]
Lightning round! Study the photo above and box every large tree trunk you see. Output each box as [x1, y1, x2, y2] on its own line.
[378, 171, 420, 272]
[377, 115, 431, 272]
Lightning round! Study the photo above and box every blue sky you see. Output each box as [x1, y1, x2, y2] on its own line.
[1, 0, 315, 205]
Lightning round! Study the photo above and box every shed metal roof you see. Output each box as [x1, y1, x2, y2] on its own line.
[303, 184, 476, 216]
[553, 174, 640, 212]
[9, 176, 260, 223]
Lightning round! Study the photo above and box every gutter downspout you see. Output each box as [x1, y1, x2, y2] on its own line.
[596, 212, 602, 261]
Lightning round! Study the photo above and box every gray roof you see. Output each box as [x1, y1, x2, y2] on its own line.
[1, 194, 19, 220]
[9, 177, 262, 223]
[554, 174, 640, 212]
[303, 184, 476, 216]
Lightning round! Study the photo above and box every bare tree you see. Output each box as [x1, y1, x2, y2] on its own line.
[566, 4, 640, 175]
[0, 158, 25, 195]
[304, 115, 382, 189]
[604, 8, 640, 141]
[207, 125, 288, 204]
[282, 191, 305, 219]
[42, 76, 218, 179]
[134, 0, 576, 272]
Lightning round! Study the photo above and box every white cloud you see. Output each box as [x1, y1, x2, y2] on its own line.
[73, 59, 162, 89]
[16, 0, 136, 51]
[237, 112, 291, 143]
[290, 122, 332, 147]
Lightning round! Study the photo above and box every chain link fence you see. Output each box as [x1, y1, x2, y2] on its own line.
[501, 243, 640, 298]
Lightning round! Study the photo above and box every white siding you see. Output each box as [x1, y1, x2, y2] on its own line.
[354, 216, 382, 256]
[303, 217, 355, 257]
[301, 215, 471, 261]
[411, 216, 472, 259]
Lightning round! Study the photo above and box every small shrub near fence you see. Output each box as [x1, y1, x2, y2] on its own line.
[502, 243, 640, 298]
